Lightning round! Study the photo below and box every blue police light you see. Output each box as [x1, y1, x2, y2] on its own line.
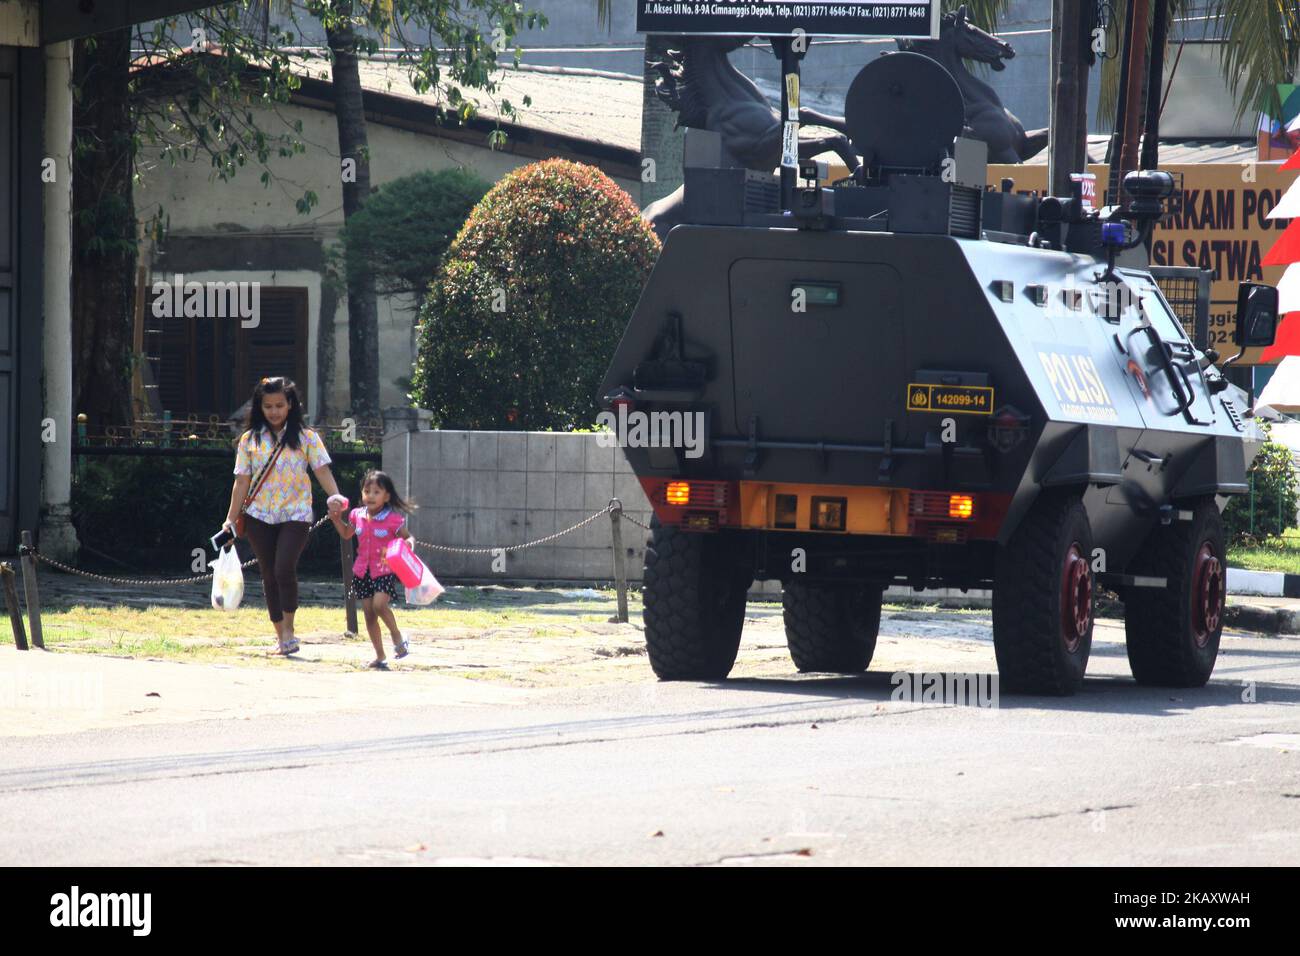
[1101, 222, 1127, 246]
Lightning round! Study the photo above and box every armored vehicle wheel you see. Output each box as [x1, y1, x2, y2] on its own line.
[1123, 500, 1226, 688]
[642, 522, 751, 680]
[992, 495, 1094, 695]
[782, 580, 882, 673]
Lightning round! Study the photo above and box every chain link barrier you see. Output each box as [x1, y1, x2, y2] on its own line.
[21, 501, 647, 587]
[411, 502, 620, 555]
[620, 510, 653, 532]
[23, 515, 332, 587]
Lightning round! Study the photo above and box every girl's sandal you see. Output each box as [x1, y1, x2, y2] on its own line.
[368, 659, 389, 670]
[394, 639, 410, 659]
[282, 638, 301, 655]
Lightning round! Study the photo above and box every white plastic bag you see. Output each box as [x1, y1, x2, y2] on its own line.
[210, 546, 245, 612]
[405, 564, 444, 606]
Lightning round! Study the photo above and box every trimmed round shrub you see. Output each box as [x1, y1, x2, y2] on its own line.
[410, 158, 661, 430]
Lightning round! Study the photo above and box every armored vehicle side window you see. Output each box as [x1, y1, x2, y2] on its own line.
[1132, 277, 1189, 346]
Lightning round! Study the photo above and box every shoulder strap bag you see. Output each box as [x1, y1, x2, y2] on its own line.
[235, 432, 287, 537]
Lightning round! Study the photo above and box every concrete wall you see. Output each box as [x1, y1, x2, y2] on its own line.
[0, 2, 38, 46]
[382, 427, 654, 583]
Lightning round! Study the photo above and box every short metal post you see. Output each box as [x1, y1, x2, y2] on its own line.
[76, 413, 87, 482]
[18, 531, 43, 649]
[1, 563, 27, 651]
[341, 533, 358, 636]
[609, 501, 628, 624]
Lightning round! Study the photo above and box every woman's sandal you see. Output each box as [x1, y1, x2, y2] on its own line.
[368, 659, 389, 670]
[394, 639, 410, 659]
[269, 637, 300, 656]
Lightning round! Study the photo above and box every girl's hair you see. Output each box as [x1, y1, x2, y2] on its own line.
[245, 376, 306, 449]
[361, 470, 416, 514]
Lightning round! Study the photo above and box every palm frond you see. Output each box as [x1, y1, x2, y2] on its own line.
[1202, 0, 1297, 123]
[941, 0, 1012, 33]
[1099, 0, 1298, 130]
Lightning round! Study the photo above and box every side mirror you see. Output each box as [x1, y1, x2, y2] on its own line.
[1234, 282, 1279, 348]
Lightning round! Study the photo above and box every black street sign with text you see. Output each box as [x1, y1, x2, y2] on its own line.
[636, 1, 939, 38]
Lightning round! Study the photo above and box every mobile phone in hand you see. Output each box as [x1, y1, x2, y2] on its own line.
[211, 527, 235, 551]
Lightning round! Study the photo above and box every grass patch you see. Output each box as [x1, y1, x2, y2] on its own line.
[36, 586, 642, 668]
[883, 602, 988, 615]
[1228, 528, 1300, 574]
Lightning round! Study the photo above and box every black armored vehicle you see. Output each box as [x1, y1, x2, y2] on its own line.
[600, 53, 1281, 695]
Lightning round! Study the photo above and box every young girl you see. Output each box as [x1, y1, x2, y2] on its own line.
[329, 470, 417, 670]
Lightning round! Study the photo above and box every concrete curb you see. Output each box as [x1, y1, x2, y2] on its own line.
[1225, 567, 1300, 598]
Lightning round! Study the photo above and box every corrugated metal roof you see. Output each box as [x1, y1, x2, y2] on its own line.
[1015, 133, 1257, 166]
[290, 57, 645, 152]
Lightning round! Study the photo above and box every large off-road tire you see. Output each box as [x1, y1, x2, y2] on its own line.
[642, 522, 751, 680]
[992, 494, 1095, 695]
[1123, 500, 1226, 688]
[782, 580, 882, 673]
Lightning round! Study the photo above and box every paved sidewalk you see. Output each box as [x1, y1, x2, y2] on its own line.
[0, 643, 526, 737]
[3, 593, 1289, 738]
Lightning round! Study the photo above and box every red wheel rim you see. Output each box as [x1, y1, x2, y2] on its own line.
[1060, 542, 1092, 653]
[1192, 542, 1225, 647]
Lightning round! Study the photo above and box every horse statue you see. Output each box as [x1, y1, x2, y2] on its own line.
[898, 4, 1048, 163]
[643, 35, 861, 238]
[650, 35, 861, 172]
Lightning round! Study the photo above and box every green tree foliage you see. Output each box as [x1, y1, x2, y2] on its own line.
[334, 168, 491, 302]
[132, 6, 313, 216]
[1223, 438, 1300, 543]
[411, 159, 661, 430]
[942, 0, 1009, 29]
[297, 0, 543, 124]
[1098, 1, 1300, 128]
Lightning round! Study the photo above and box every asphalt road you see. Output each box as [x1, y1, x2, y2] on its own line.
[2, 613, 1298, 866]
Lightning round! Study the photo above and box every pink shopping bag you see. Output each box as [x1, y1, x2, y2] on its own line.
[385, 537, 425, 587]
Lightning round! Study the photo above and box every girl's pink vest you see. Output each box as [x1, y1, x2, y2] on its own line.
[350, 506, 406, 578]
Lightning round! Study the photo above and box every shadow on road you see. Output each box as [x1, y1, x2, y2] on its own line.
[717, 669, 1300, 714]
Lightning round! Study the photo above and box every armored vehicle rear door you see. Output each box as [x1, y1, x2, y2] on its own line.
[729, 259, 905, 443]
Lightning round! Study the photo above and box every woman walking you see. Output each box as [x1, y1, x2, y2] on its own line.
[221, 376, 346, 654]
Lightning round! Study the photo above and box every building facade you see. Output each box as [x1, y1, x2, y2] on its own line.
[0, 0, 216, 556]
[134, 58, 640, 425]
